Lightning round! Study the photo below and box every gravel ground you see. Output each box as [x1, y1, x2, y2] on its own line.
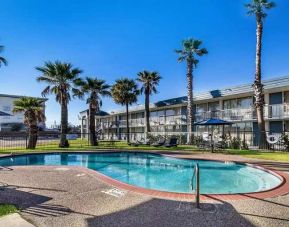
[0, 153, 288, 227]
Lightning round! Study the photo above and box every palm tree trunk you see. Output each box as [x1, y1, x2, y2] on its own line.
[59, 100, 69, 148]
[89, 103, 97, 146]
[26, 111, 38, 149]
[254, 19, 266, 149]
[145, 88, 150, 135]
[126, 103, 130, 143]
[27, 124, 38, 149]
[186, 59, 194, 145]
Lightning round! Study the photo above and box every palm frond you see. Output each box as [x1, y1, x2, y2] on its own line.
[41, 86, 51, 97]
[0, 57, 7, 67]
[111, 78, 139, 106]
[175, 38, 208, 64]
[36, 61, 83, 104]
[0, 45, 7, 66]
[245, 0, 275, 18]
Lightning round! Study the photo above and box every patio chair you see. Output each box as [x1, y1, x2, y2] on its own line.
[214, 141, 226, 151]
[142, 138, 151, 145]
[202, 132, 210, 142]
[151, 137, 166, 147]
[163, 137, 178, 147]
[197, 140, 211, 150]
[128, 140, 142, 147]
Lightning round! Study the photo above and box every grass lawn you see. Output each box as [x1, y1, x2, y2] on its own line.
[226, 149, 289, 162]
[0, 139, 288, 162]
[0, 204, 18, 217]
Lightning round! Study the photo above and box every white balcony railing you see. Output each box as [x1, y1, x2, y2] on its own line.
[195, 108, 255, 122]
[266, 104, 289, 119]
[118, 118, 145, 127]
[96, 104, 289, 130]
[195, 104, 289, 122]
[150, 115, 187, 126]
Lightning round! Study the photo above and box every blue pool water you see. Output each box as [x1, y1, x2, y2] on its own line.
[0, 152, 282, 194]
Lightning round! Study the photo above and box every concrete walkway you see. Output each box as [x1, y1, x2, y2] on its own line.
[0, 152, 288, 227]
[0, 213, 35, 227]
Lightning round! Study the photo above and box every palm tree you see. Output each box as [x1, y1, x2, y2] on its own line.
[246, 0, 275, 148]
[13, 97, 45, 149]
[111, 78, 139, 143]
[136, 70, 161, 135]
[74, 77, 111, 146]
[0, 45, 7, 67]
[36, 61, 82, 148]
[175, 38, 208, 144]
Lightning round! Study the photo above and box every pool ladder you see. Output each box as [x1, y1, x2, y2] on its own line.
[191, 164, 200, 208]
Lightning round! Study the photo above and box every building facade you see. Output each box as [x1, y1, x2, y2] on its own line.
[0, 94, 46, 132]
[79, 76, 289, 145]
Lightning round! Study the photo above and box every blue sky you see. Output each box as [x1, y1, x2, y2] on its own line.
[1, 0, 289, 126]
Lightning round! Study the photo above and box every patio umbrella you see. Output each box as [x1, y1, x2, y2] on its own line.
[194, 118, 234, 152]
[194, 118, 234, 126]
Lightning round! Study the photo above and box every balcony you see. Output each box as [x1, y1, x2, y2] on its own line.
[195, 108, 255, 122]
[195, 104, 289, 122]
[95, 104, 289, 130]
[265, 104, 289, 119]
[101, 121, 119, 129]
[150, 115, 187, 126]
[119, 118, 145, 127]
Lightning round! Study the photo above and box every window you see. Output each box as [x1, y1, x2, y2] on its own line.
[196, 104, 207, 113]
[208, 102, 220, 111]
[2, 105, 11, 112]
[223, 97, 253, 109]
[151, 111, 158, 117]
[269, 92, 282, 105]
[237, 97, 253, 109]
[136, 112, 144, 118]
[223, 100, 231, 109]
[284, 91, 289, 103]
[158, 110, 165, 116]
[166, 109, 175, 116]
[269, 121, 283, 133]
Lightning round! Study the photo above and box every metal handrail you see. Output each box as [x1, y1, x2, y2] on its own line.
[191, 164, 200, 208]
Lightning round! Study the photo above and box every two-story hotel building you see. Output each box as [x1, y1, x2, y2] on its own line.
[79, 75, 289, 145]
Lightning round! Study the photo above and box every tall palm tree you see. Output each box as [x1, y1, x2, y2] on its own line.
[13, 97, 45, 149]
[246, 0, 275, 148]
[111, 78, 139, 143]
[36, 61, 82, 148]
[0, 45, 7, 67]
[136, 70, 161, 134]
[175, 38, 208, 144]
[74, 77, 111, 146]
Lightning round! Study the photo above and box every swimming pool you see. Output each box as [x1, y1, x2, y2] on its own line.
[0, 152, 282, 194]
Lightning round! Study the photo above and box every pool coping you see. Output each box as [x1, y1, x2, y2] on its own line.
[1, 150, 289, 201]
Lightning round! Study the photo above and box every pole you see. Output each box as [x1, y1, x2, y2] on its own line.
[211, 126, 214, 153]
[195, 164, 200, 209]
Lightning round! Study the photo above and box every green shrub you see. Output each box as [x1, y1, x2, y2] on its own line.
[230, 137, 241, 149]
[282, 133, 289, 152]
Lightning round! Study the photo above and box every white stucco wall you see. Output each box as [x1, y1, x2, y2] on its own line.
[0, 95, 46, 131]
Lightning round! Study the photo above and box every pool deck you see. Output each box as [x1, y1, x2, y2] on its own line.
[0, 151, 289, 227]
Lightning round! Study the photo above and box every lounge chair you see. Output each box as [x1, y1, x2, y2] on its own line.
[151, 137, 166, 147]
[142, 138, 151, 145]
[163, 137, 178, 147]
[128, 140, 142, 146]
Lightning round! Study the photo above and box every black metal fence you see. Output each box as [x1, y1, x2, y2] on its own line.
[0, 131, 288, 151]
